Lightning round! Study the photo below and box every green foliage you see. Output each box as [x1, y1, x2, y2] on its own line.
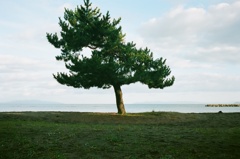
[46, 0, 175, 90]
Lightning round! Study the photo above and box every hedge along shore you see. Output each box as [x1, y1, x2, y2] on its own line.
[206, 104, 240, 107]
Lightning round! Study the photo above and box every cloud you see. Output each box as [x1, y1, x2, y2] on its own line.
[0, 53, 114, 103]
[0, 54, 64, 96]
[188, 46, 240, 64]
[0, 55, 60, 72]
[140, 1, 240, 64]
[174, 72, 240, 92]
[137, 1, 240, 95]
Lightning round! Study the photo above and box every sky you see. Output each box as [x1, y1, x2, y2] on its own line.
[0, 0, 240, 104]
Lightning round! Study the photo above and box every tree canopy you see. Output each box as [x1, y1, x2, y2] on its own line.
[47, 0, 175, 114]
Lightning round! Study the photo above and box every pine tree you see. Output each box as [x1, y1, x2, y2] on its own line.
[46, 0, 175, 114]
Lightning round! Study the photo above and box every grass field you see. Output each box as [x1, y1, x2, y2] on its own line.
[0, 111, 240, 159]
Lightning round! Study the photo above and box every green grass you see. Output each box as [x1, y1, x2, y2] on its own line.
[0, 112, 240, 159]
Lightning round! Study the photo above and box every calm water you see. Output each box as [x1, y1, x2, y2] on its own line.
[0, 104, 239, 113]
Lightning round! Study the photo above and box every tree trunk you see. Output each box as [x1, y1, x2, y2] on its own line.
[113, 85, 126, 115]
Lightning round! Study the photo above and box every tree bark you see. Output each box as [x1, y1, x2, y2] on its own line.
[113, 85, 126, 115]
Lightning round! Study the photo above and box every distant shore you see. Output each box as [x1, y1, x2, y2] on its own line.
[206, 104, 240, 107]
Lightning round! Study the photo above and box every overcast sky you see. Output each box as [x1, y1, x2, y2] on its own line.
[1, 0, 240, 104]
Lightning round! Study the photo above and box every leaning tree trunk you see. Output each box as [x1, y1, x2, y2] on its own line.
[113, 85, 126, 115]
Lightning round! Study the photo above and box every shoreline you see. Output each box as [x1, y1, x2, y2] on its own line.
[0, 111, 239, 115]
[1, 104, 239, 113]
[206, 104, 240, 107]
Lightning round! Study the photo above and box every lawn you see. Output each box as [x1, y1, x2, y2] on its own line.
[0, 112, 240, 159]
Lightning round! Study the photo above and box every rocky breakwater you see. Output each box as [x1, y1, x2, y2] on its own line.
[206, 104, 240, 107]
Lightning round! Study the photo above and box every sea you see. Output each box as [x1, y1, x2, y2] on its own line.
[0, 104, 239, 113]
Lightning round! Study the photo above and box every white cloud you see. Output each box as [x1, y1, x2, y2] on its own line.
[0, 54, 63, 98]
[138, 1, 240, 97]
[140, 1, 240, 64]
[188, 46, 240, 64]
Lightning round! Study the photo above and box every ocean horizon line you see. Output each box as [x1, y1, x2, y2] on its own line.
[0, 103, 239, 113]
